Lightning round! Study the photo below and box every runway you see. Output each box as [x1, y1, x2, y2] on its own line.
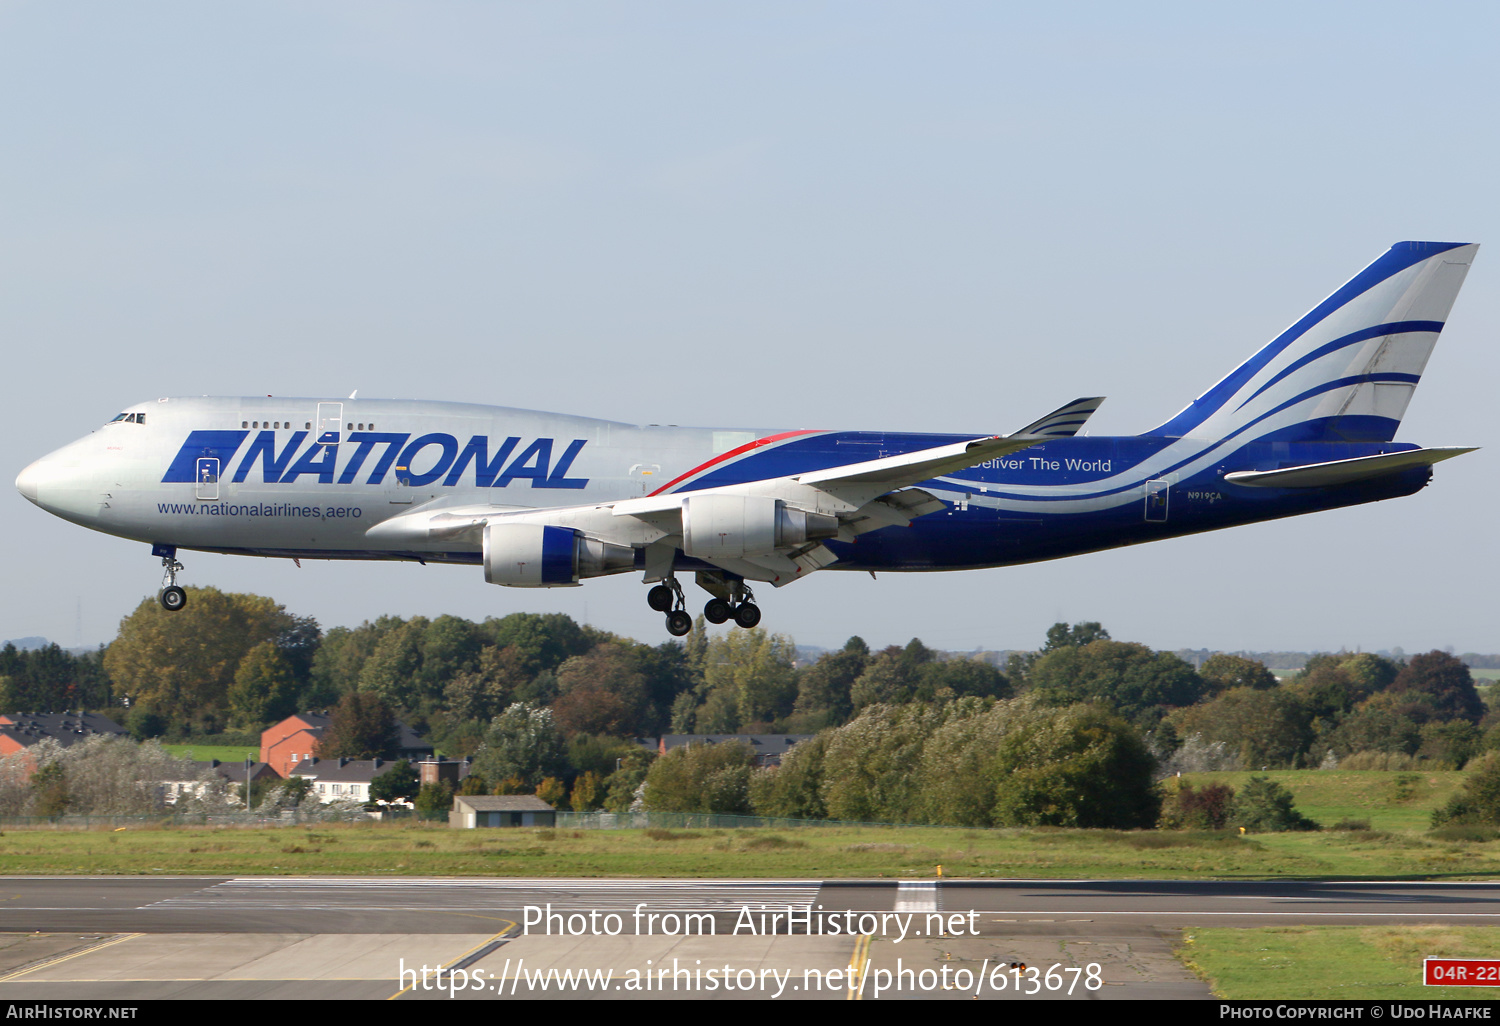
[2, 877, 1497, 1000]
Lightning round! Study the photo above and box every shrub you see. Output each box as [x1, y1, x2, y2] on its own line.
[1231, 776, 1318, 832]
[1158, 781, 1236, 830]
[1432, 753, 1500, 827]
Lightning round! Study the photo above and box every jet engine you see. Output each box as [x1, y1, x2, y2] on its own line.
[681, 494, 838, 559]
[483, 522, 634, 587]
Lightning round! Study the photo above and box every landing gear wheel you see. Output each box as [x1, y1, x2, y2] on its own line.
[647, 584, 674, 612]
[665, 610, 693, 637]
[159, 586, 187, 612]
[733, 602, 761, 629]
[703, 599, 731, 624]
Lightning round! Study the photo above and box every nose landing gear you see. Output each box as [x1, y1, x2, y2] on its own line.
[158, 553, 187, 612]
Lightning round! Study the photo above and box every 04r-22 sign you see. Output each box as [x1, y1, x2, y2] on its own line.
[1425, 958, 1500, 986]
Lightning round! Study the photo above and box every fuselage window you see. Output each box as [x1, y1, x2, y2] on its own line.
[242, 421, 248, 428]
[274, 422, 280, 429]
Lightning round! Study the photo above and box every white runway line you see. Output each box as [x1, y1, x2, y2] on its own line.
[894, 881, 938, 913]
[142, 877, 825, 913]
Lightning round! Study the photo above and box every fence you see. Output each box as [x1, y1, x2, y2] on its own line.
[0, 808, 375, 829]
[555, 811, 908, 830]
[0, 809, 912, 831]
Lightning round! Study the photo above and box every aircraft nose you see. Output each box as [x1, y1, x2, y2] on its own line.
[15, 460, 42, 505]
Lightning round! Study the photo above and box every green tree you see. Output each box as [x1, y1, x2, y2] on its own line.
[750, 734, 829, 820]
[30, 761, 70, 817]
[643, 741, 756, 814]
[1030, 640, 1205, 723]
[793, 644, 868, 725]
[990, 704, 1160, 829]
[357, 617, 429, 707]
[1042, 621, 1111, 651]
[1200, 654, 1278, 695]
[700, 629, 797, 729]
[1432, 753, 1500, 826]
[368, 759, 418, 803]
[227, 641, 299, 730]
[471, 703, 565, 787]
[1171, 687, 1312, 767]
[414, 780, 454, 817]
[105, 588, 300, 729]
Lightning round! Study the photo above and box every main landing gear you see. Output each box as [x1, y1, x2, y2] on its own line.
[645, 574, 761, 635]
[646, 578, 693, 637]
[158, 553, 187, 612]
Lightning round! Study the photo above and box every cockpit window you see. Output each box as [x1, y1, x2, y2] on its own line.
[106, 412, 145, 425]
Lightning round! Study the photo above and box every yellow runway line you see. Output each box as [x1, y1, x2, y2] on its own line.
[846, 934, 872, 1000]
[0, 933, 144, 983]
[387, 921, 516, 1000]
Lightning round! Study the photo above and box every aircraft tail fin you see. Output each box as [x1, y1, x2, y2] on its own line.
[1150, 241, 1478, 442]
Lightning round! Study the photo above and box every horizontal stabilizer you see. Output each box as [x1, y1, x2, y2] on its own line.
[1013, 397, 1105, 437]
[1223, 447, 1477, 489]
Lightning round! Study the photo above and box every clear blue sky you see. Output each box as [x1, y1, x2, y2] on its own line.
[3, 1, 1496, 655]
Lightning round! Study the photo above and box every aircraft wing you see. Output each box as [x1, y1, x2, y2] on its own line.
[368, 397, 1100, 585]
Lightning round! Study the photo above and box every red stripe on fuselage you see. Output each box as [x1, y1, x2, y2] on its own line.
[647, 430, 825, 496]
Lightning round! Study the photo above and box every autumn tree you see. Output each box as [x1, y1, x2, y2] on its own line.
[1390, 652, 1485, 723]
[318, 691, 400, 760]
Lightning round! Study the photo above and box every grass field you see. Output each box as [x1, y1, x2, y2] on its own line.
[160, 745, 259, 762]
[1177, 769, 1465, 832]
[2, 818, 1500, 879]
[1181, 925, 1500, 999]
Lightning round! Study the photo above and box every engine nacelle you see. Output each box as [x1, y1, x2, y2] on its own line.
[483, 523, 634, 588]
[681, 495, 838, 559]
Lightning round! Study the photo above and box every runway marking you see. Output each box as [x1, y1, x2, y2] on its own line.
[387, 923, 515, 1000]
[0, 933, 142, 982]
[142, 877, 824, 914]
[894, 881, 938, 914]
[847, 933, 873, 1000]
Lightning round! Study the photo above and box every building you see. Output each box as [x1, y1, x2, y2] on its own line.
[289, 756, 412, 804]
[449, 795, 556, 829]
[260, 712, 434, 778]
[656, 734, 815, 767]
[418, 755, 474, 788]
[162, 759, 279, 805]
[0, 712, 128, 764]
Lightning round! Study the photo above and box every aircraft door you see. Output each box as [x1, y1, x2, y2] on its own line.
[316, 403, 343, 445]
[196, 458, 220, 501]
[1144, 478, 1170, 522]
[629, 463, 661, 494]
